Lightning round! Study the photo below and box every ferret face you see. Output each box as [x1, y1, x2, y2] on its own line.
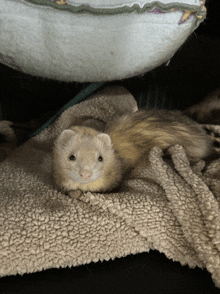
[54, 127, 115, 188]
[63, 146, 105, 185]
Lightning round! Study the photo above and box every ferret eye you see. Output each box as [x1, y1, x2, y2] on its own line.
[98, 156, 103, 162]
[69, 155, 76, 161]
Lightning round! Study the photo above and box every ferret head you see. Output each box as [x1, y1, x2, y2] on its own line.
[53, 126, 120, 192]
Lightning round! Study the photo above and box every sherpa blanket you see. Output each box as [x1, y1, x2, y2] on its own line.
[1, 86, 220, 288]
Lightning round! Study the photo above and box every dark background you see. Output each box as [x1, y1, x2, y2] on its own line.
[1, 0, 220, 293]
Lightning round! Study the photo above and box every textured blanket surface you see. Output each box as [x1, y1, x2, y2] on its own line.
[1, 86, 220, 288]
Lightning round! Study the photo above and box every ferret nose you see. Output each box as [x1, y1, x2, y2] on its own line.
[80, 170, 93, 179]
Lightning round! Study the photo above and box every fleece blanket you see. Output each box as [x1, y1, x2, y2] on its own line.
[1, 86, 220, 288]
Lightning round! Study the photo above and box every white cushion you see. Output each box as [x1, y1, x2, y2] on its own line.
[0, 0, 206, 82]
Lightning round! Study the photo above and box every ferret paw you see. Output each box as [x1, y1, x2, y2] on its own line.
[68, 189, 83, 199]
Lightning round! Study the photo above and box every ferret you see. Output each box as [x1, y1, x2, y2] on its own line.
[53, 108, 214, 194]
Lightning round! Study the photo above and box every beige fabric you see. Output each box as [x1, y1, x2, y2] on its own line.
[0, 86, 220, 288]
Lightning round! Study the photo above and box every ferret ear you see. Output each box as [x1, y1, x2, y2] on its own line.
[56, 129, 76, 145]
[97, 133, 112, 147]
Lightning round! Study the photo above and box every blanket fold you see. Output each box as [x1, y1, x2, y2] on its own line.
[0, 86, 220, 288]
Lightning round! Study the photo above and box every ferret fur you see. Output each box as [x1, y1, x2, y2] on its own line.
[53, 108, 214, 193]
